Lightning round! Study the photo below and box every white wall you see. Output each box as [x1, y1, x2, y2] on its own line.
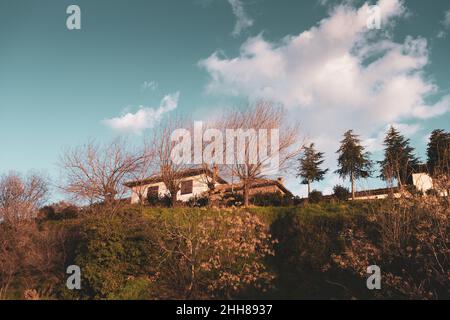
[130, 174, 218, 204]
[412, 173, 433, 193]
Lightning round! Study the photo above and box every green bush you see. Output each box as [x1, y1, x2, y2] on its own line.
[309, 190, 323, 204]
[333, 185, 349, 201]
[251, 192, 293, 206]
[71, 212, 159, 299]
[244, 204, 373, 299]
[7, 199, 445, 300]
[147, 192, 173, 207]
[187, 195, 210, 207]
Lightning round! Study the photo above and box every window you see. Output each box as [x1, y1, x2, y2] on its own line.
[180, 180, 193, 195]
[147, 186, 159, 197]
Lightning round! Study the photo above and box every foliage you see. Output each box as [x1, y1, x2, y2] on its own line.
[427, 129, 450, 176]
[187, 195, 210, 207]
[335, 130, 372, 197]
[39, 202, 79, 220]
[151, 210, 276, 299]
[251, 192, 293, 207]
[308, 190, 323, 204]
[2, 198, 449, 300]
[297, 143, 328, 195]
[147, 192, 173, 208]
[71, 212, 159, 299]
[378, 126, 419, 187]
[0, 221, 66, 299]
[0, 171, 48, 222]
[332, 196, 450, 299]
[268, 209, 370, 299]
[333, 185, 349, 201]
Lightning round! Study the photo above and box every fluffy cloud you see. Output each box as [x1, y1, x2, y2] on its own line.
[199, 0, 449, 194]
[228, 0, 253, 36]
[103, 92, 179, 135]
[364, 122, 421, 153]
[200, 0, 448, 143]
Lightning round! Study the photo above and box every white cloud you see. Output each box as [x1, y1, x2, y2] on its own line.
[228, 0, 254, 36]
[141, 80, 158, 91]
[437, 10, 450, 38]
[199, 0, 448, 143]
[364, 122, 421, 153]
[199, 0, 450, 193]
[444, 10, 450, 27]
[103, 92, 179, 135]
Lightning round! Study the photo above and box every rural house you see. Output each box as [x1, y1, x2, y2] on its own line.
[124, 168, 291, 204]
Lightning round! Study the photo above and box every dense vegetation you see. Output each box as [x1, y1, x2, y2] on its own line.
[1, 197, 448, 300]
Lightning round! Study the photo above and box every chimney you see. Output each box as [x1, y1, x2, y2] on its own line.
[212, 165, 218, 183]
[277, 177, 284, 185]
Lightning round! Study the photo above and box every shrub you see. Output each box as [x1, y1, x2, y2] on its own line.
[333, 185, 349, 201]
[223, 192, 244, 207]
[309, 190, 323, 204]
[71, 212, 159, 299]
[147, 193, 159, 206]
[251, 192, 293, 206]
[0, 221, 66, 299]
[147, 192, 173, 208]
[187, 195, 210, 207]
[153, 210, 276, 299]
[426, 188, 439, 197]
[332, 196, 450, 299]
[269, 210, 362, 299]
[39, 203, 79, 220]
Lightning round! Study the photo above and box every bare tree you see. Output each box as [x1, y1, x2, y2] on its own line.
[126, 141, 158, 207]
[220, 102, 302, 207]
[0, 171, 48, 223]
[59, 138, 145, 212]
[150, 118, 194, 206]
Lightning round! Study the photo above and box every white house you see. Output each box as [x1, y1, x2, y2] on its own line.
[124, 167, 292, 204]
[411, 172, 433, 193]
[124, 168, 228, 204]
[353, 167, 435, 200]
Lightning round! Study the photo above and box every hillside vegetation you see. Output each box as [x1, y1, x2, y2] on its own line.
[1, 197, 448, 300]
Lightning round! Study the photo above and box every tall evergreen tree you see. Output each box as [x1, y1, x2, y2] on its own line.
[378, 126, 418, 188]
[297, 143, 328, 197]
[427, 129, 450, 176]
[335, 130, 372, 200]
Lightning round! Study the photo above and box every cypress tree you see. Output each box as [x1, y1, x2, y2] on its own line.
[427, 129, 450, 176]
[335, 130, 372, 199]
[378, 126, 418, 188]
[297, 143, 328, 197]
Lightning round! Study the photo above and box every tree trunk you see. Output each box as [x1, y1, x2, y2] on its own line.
[351, 172, 355, 200]
[397, 170, 403, 189]
[170, 189, 178, 207]
[243, 180, 250, 207]
[307, 180, 311, 198]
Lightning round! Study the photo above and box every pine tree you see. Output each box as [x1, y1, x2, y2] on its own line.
[335, 130, 372, 200]
[297, 143, 328, 197]
[378, 126, 418, 188]
[427, 129, 450, 176]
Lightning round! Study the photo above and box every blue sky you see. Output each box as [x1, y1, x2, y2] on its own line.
[0, 0, 449, 199]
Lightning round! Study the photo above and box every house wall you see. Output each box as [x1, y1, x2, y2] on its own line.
[353, 193, 402, 200]
[130, 174, 220, 204]
[412, 173, 433, 193]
